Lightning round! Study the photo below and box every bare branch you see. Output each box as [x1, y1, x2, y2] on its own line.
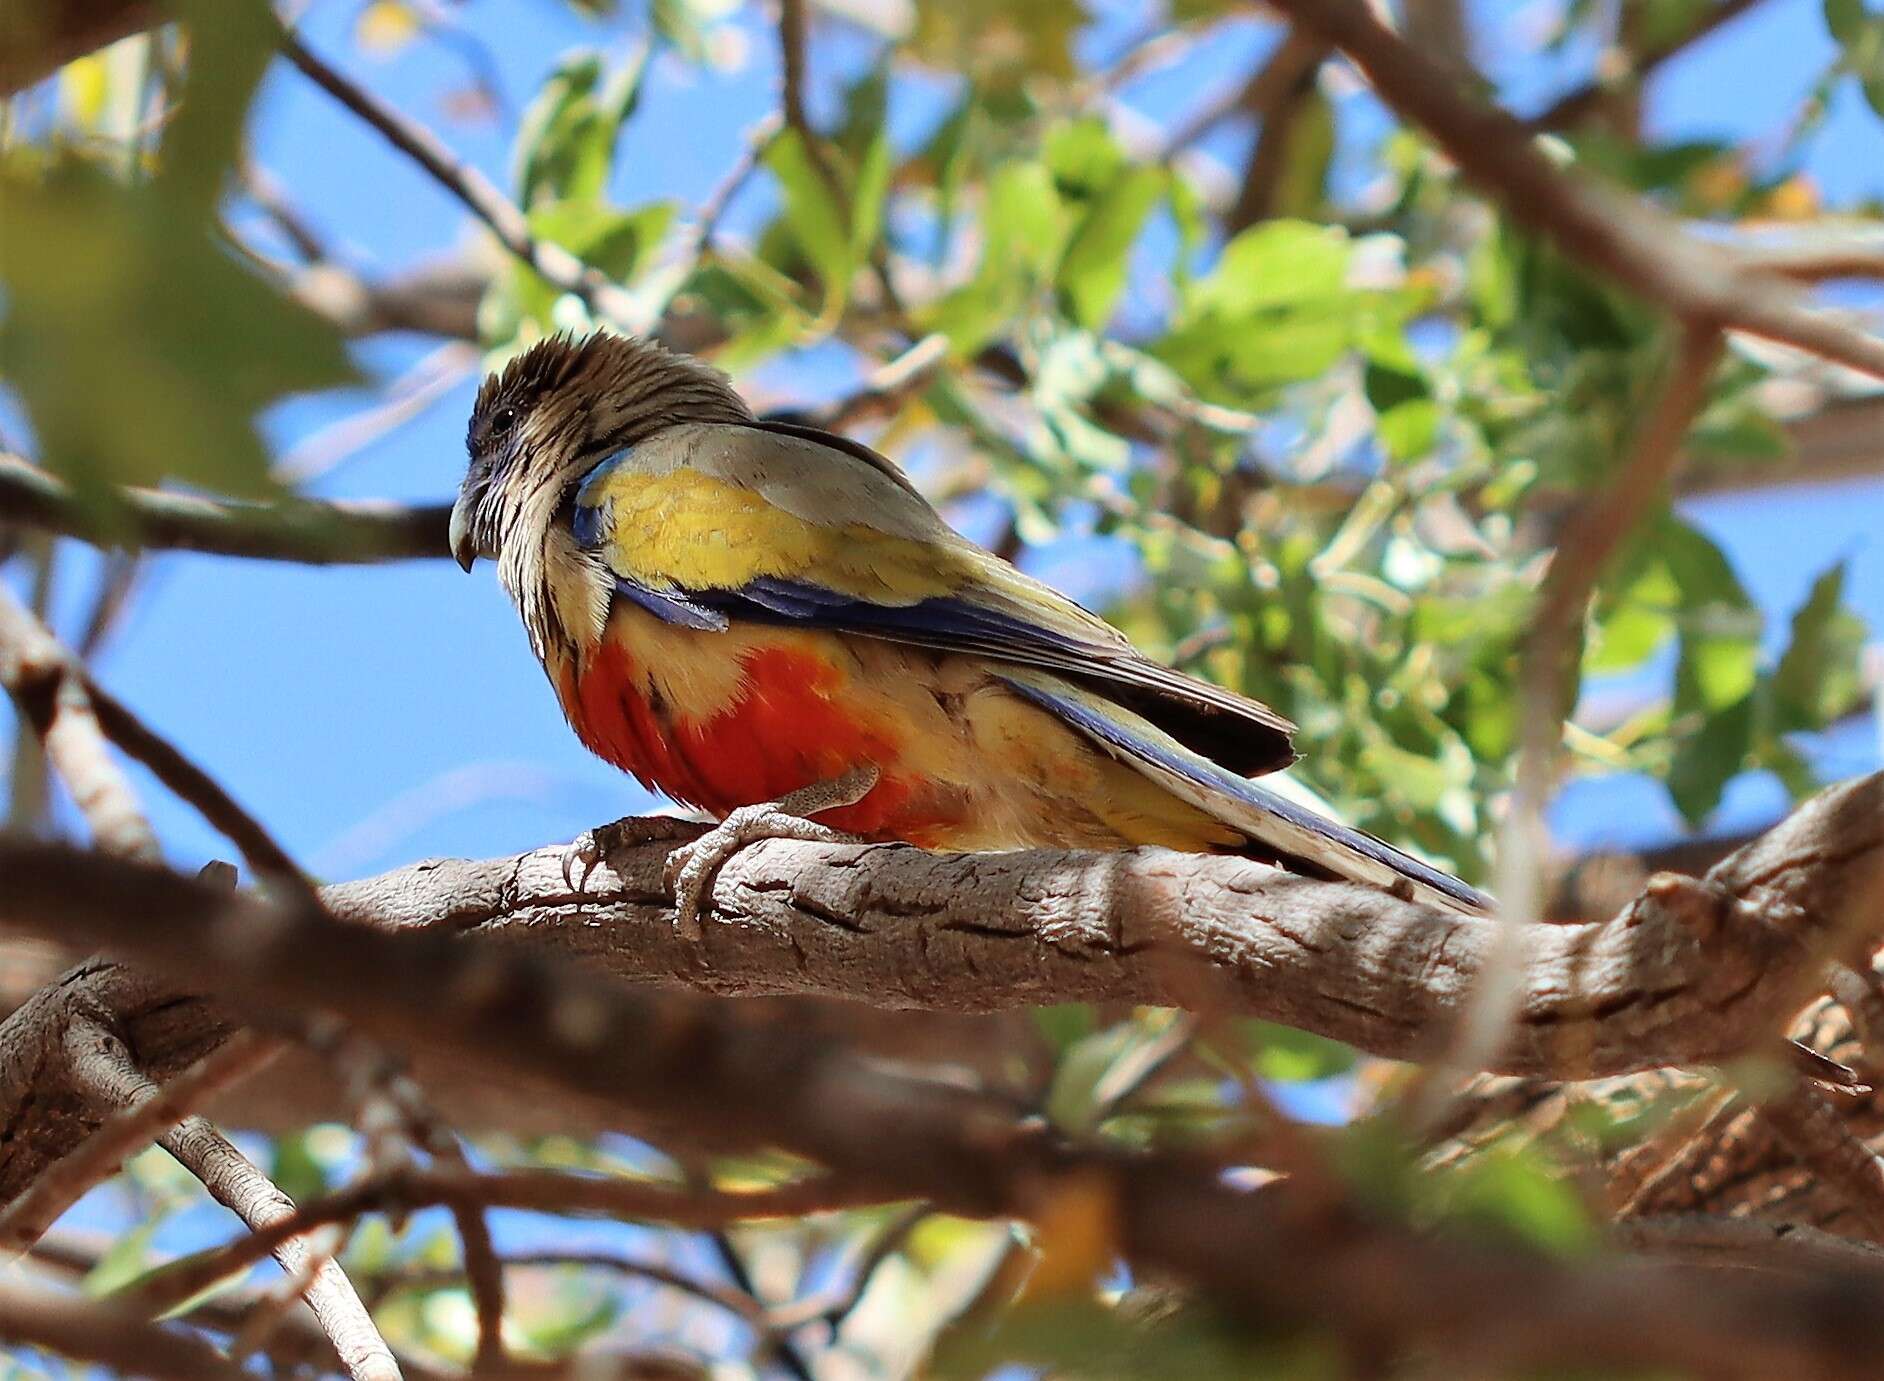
[277, 28, 655, 332]
[1223, 29, 1329, 234]
[0, 0, 158, 97]
[1267, 0, 1884, 381]
[1756, 1080, 1884, 1243]
[123, 1165, 897, 1320]
[0, 453, 450, 563]
[1530, 0, 1773, 130]
[1446, 328, 1724, 1098]
[0, 782, 1881, 1372]
[0, 1276, 246, 1381]
[0, 1031, 274, 1259]
[68, 1023, 402, 1381]
[0, 581, 317, 899]
[0, 583, 157, 862]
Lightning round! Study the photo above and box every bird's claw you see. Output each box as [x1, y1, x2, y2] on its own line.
[561, 830, 606, 894]
[560, 816, 698, 895]
[661, 767, 880, 941]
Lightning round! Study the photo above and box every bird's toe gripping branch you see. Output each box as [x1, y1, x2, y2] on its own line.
[663, 766, 882, 941]
[561, 815, 700, 894]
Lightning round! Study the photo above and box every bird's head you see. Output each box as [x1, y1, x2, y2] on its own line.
[451, 329, 751, 571]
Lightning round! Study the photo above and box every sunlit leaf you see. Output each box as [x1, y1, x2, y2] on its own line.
[1058, 165, 1164, 328]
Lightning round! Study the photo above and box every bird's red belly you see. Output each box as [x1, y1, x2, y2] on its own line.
[561, 639, 963, 846]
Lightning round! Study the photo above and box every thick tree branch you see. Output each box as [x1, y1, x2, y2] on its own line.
[2, 799, 1884, 1372]
[0, 1031, 273, 1257]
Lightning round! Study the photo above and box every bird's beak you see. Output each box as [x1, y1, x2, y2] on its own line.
[448, 492, 480, 572]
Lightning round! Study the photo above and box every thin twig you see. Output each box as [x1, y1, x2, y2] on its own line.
[277, 27, 654, 332]
[120, 1165, 894, 1321]
[69, 1027, 402, 1381]
[378, 1251, 765, 1328]
[0, 584, 157, 862]
[274, 341, 479, 487]
[0, 584, 316, 901]
[772, 1201, 934, 1332]
[706, 1225, 815, 1381]
[0, 1031, 277, 1260]
[678, 111, 782, 268]
[87, 681, 319, 903]
[1423, 327, 1724, 1122]
[0, 1277, 248, 1381]
[1614, 1214, 1884, 1278]
[0, 453, 450, 563]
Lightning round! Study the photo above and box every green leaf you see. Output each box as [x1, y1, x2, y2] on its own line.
[849, 126, 894, 260]
[1772, 560, 1867, 731]
[1667, 692, 1755, 823]
[164, 0, 280, 214]
[270, 1131, 331, 1207]
[514, 47, 650, 209]
[1057, 165, 1164, 328]
[912, 0, 1090, 87]
[1586, 559, 1678, 673]
[1045, 1019, 1172, 1133]
[0, 161, 359, 499]
[764, 129, 855, 315]
[1032, 1003, 1097, 1053]
[1268, 85, 1335, 218]
[1188, 218, 1350, 317]
[1044, 117, 1128, 198]
[1244, 1022, 1356, 1083]
[1826, 0, 1869, 44]
[1376, 398, 1440, 463]
[1445, 1147, 1597, 1256]
[84, 1219, 160, 1297]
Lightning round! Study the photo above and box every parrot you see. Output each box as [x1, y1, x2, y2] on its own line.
[449, 330, 1491, 935]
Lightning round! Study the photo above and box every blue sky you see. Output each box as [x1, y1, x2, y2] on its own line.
[7, 0, 1883, 883]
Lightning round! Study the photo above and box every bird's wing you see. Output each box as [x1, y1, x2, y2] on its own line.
[569, 421, 1297, 776]
[994, 669, 1491, 914]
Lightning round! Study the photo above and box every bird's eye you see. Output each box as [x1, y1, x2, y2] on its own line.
[490, 405, 519, 438]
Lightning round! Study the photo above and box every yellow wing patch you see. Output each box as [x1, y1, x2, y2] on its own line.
[589, 467, 967, 602]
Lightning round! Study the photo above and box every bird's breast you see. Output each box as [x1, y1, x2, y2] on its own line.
[557, 611, 971, 845]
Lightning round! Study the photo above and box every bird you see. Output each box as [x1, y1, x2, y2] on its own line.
[450, 330, 1490, 935]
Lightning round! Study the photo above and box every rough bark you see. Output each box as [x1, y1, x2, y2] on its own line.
[0, 770, 1877, 1209]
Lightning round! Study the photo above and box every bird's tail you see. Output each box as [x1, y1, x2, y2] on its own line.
[998, 671, 1492, 914]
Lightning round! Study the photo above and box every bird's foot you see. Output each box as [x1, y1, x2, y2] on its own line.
[663, 766, 880, 941]
[562, 815, 700, 894]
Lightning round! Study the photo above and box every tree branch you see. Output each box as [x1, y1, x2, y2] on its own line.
[276, 27, 655, 333]
[0, 1276, 246, 1381]
[0, 1031, 274, 1258]
[0, 0, 157, 97]
[67, 1020, 401, 1381]
[3, 797, 1884, 1372]
[1266, 0, 1884, 382]
[0, 454, 450, 563]
[1529, 0, 1772, 130]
